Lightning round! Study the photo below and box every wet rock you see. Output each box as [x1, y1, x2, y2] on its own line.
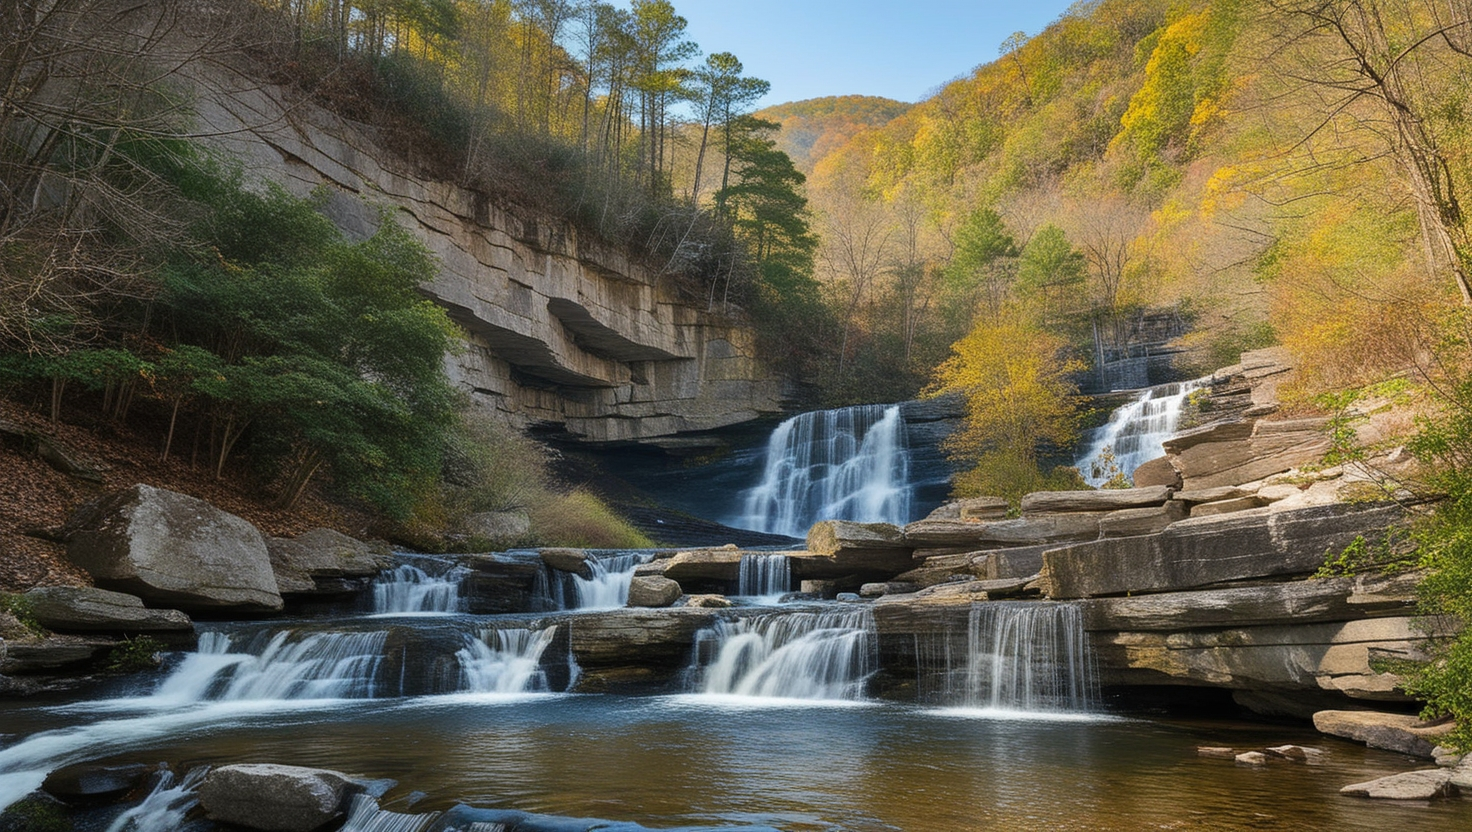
[1339, 769, 1453, 799]
[568, 609, 719, 690]
[662, 548, 749, 583]
[458, 553, 546, 614]
[1020, 486, 1171, 514]
[627, 576, 682, 608]
[43, 762, 155, 800]
[268, 529, 389, 597]
[1131, 456, 1180, 488]
[1077, 578, 1361, 631]
[836, 592, 862, 602]
[859, 582, 919, 598]
[1235, 751, 1268, 765]
[65, 484, 282, 613]
[1313, 710, 1452, 759]
[198, 764, 354, 832]
[1197, 747, 1236, 759]
[1265, 745, 1315, 761]
[0, 634, 116, 673]
[677, 594, 733, 609]
[1451, 756, 1472, 790]
[23, 586, 192, 633]
[1040, 503, 1403, 599]
[539, 548, 593, 580]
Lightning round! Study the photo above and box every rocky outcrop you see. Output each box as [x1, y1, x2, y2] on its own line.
[1038, 503, 1403, 600]
[23, 586, 192, 633]
[1339, 769, 1455, 799]
[64, 485, 282, 614]
[567, 608, 719, 691]
[539, 548, 593, 579]
[267, 529, 388, 598]
[43, 763, 156, 801]
[458, 553, 547, 614]
[1313, 710, 1453, 759]
[194, 72, 784, 448]
[198, 764, 354, 832]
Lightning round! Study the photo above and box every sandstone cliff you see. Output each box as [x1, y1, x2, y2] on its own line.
[190, 74, 786, 446]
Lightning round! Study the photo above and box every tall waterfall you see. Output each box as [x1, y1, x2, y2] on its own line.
[372, 563, 468, 615]
[737, 554, 792, 599]
[1075, 379, 1206, 486]
[736, 404, 912, 538]
[457, 626, 559, 694]
[541, 552, 651, 610]
[956, 603, 1099, 712]
[686, 608, 877, 700]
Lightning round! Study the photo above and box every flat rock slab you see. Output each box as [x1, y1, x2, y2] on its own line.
[198, 764, 353, 832]
[1099, 502, 1186, 538]
[1020, 486, 1171, 514]
[1040, 503, 1403, 599]
[806, 521, 907, 554]
[1077, 578, 1360, 631]
[43, 763, 155, 800]
[905, 514, 1105, 548]
[1340, 769, 1453, 799]
[1314, 710, 1452, 759]
[568, 608, 720, 682]
[66, 484, 282, 613]
[24, 586, 192, 633]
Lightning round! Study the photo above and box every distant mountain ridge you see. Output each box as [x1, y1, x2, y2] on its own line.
[757, 96, 911, 174]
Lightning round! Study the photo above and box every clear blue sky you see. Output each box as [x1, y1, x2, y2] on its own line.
[669, 1, 1079, 105]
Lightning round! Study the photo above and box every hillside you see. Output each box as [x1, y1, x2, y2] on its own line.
[757, 96, 912, 173]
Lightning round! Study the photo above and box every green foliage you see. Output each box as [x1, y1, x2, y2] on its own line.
[1087, 446, 1134, 489]
[527, 490, 654, 549]
[0, 594, 45, 637]
[105, 636, 166, 673]
[1016, 225, 1087, 328]
[0, 795, 71, 832]
[1314, 531, 1416, 578]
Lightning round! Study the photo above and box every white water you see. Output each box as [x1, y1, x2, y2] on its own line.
[737, 554, 792, 600]
[543, 552, 650, 611]
[372, 563, 468, 615]
[736, 405, 912, 538]
[152, 630, 388, 703]
[457, 627, 558, 694]
[688, 608, 876, 700]
[339, 793, 440, 832]
[958, 603, 1099, 712]
[1075, 379, 1206, 486]
[103, 766, 207, 832]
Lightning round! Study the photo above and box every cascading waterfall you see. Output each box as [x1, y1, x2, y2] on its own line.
[457, 626, 559, 694]
[737, 554, 792, 599]
[339, 794, 441, 832]
[372, 563, 468, 615]
[153, 630, 389, 703]
[103, 766, 207, 832]
[541, 552, 651, 611]
[686, 608, 877, 700]
[736, 404, 912, 538]
[1075, 379, 1206, 486]
[957, 603, 1099, 712]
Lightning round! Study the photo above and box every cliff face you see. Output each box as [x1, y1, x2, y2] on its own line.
[192, 78, 786, 446]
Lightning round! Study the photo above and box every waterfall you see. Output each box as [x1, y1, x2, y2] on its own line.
[457, 626, 558, 694]
[686, 608, 876, 700]
[737, 554, 792, 599]
[152, 630, 388, 703]
[103, 767, 207, 832]
[736, 404, 912, 538]
[372, 563, 468, 615]
[957, 603, 1098, 712]
[339, 794, 440, 832]
[541, 552, 651, 611]
[1075, 379, 1206, 486]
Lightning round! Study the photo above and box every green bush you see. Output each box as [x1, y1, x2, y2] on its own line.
[105, 636, 166, 673]
[0, 594, 45, 637]
[528, 490, 653, 550]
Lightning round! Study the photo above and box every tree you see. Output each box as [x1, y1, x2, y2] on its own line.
[944, 207, 1019, 320]
[1267, 0, 1472, 305]
[1015, 224, 1087, 329]
[689, 51, 769, 205]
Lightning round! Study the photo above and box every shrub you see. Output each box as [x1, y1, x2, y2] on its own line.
[105, 636, 166, 673]
[527, 490, 653, 549]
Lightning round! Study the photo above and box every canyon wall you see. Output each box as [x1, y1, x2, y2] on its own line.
[191, 75, 787, 447]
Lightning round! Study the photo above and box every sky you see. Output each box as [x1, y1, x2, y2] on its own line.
[669, 1, 1080, 106]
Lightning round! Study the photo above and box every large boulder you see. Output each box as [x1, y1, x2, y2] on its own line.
[627, 576, 682, 608]
[539, 548, 593, 579]
[458, 553, 546, 614]
[1167, 417, 1332, 490]
[805, 521, 907, 555]
[568, 608, 720, 691]
[65, 485, 282, 613]
[197, 764, 354, 832]
[23, 586, 192, 633]
[1039, 502, 1403, 599]
[267, 529, 387, 597]
[1339, 769, 1454, 799]
[1313, 710, 1452, 759]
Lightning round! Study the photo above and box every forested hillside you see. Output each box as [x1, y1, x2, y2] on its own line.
[756, 96, 912, 173]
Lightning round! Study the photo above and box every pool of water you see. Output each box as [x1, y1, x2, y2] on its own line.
[2, 689, 1468, 831]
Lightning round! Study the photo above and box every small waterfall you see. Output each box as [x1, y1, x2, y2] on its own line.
[103, 767, 207, 832]
[736, 404, 912, 538]
[542, 552, 651, 611]
[153, 630, 387, 702]
[1075, 379, 1206, 486]
[457, 626, 558, 693]
[687, 608, 877, 700]
[958, 603, 1098, 712]
[737, 554, 792, 599]
[340, 794, 440, 832]
[373, 563, 468, 615]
